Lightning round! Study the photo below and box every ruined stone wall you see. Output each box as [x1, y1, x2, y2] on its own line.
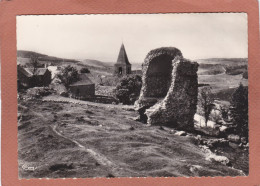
[135, 47, 198, 131]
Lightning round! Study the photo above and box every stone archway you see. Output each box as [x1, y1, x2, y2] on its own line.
[145, 55, 174, 98]
[135, 47, 199, 130]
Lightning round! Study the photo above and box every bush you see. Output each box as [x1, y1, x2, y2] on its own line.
[198, 87, 214, 126]
[115, 75, 142, 105]
[26, 87, 54, 98]
[80, 67, 90, 73]
[230, 83, 248, 141]
[242, 71, 248, 79]
[57, 65, 79, 88]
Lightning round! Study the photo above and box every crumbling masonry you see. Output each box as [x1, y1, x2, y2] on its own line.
[135, 47, 199, 130]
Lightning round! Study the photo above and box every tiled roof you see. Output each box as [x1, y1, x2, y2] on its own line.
[26, 68, 49, 75]
[70, 74, 94, 86]
[18, 66, 33, 77]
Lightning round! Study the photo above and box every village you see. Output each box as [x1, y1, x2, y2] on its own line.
[17, 42, 249, 178]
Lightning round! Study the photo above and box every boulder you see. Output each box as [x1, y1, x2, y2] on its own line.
[241, 137, 247, 144]
[228, 134, 240, 143]
[175, 131, 187, 136]
[207, 153, 230, 166]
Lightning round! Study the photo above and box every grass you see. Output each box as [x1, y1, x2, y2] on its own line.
[18, 97, 247, 178]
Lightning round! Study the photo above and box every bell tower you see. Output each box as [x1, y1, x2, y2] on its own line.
[114, 43, 131, 76]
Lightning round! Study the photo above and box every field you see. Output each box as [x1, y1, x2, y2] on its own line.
[197, 58, 248, 99]
[18, 96, 247, 178]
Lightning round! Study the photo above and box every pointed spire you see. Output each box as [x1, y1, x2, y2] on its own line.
[116, 43, 130, 65]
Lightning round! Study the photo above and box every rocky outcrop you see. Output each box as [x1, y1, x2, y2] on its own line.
[135, 47, 198, 130]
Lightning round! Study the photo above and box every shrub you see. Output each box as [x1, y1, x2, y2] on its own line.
[56, 65, 79, 88]
[242, 71, 248, 79]
[80, 67, 90, 73]
[115, 75, 142, 105]
[198, 87, 214, 126]
[229, 83, 248, 141]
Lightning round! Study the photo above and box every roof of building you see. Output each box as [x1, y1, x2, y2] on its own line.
[70, 73, 94, 86]
[116, 43, 131, 65]
[18, 66, 50, 77]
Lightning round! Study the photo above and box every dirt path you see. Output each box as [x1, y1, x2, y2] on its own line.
[43, 95, 134, 110]
[51, 123, 133, 176]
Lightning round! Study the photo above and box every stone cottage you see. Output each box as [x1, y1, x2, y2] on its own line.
[17, 65, 52, 89]
[135, 47, 199, 130]
[114, 43, 132, 76]
[69, 74, 95, 99]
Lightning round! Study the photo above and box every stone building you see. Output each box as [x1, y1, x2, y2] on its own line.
[69, 74, 95, 99]
[135, 47, 199, 131]
[17, 65, 52, 89]
[114, 43, 131, 76]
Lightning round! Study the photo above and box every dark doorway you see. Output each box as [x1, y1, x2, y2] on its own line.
[118, 67, 123, 75]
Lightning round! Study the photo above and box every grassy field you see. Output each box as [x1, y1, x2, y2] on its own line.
[18, 96, 247, 178]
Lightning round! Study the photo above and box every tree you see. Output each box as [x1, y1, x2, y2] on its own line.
[30, 55, 39, 75]
[80, 67, 90, 73]
[115, 75, 142, 105]
[198, 87, 214, 127]
[97, 75, 106, 86]
[230, 83, 248, 140]
[57, 65, 80, 88]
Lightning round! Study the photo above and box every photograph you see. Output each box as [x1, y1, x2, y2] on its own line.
[16, 13, 248, 178]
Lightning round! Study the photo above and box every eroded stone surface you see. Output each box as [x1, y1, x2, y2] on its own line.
[135, 47, 198, 130]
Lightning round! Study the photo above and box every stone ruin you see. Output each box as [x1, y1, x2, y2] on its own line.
[134, 47, 199, 131]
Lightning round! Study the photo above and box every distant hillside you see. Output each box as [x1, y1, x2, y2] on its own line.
[17, 50, 79, 65]
[197, 58, 248, 65]
[79, 59, 113, 68]
[196, 58, 248, 76]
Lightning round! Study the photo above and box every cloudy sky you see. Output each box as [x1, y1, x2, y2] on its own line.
[17, 13, 247, 63]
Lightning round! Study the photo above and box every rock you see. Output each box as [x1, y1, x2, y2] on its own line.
[196, 135, 202, 140]
[175, 131, 187, 136]
[205, 152, 230, 166]
[205, 138, 229, 148]
[169, 129, 175, 134]
[228, 134, 240, 143]
[241, 137, 247, 144]
[159, 126, 165, 130]
[129, 126, 135, 131]
[219, 126, 228, 132]
[190, 165, 203, 174]
[229, 142, 239, 149]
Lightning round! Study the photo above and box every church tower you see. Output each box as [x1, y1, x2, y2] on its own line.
[114, 43, 131, 76]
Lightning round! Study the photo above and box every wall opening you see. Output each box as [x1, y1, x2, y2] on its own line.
[118, 67, 123, 75]
[145, 55, 173, 98]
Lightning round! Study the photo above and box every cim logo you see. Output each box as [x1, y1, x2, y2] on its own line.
[22, 164, 37, 171]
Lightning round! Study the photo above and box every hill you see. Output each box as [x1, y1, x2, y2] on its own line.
[79, 59, 113, 68]
[17, 50, 79, 65]
[197, 58, 248, 65]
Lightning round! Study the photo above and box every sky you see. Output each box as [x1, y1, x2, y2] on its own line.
[17, 13, 248, 63]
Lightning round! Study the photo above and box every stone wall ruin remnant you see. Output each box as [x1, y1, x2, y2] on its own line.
[134, 47, 199, 130]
